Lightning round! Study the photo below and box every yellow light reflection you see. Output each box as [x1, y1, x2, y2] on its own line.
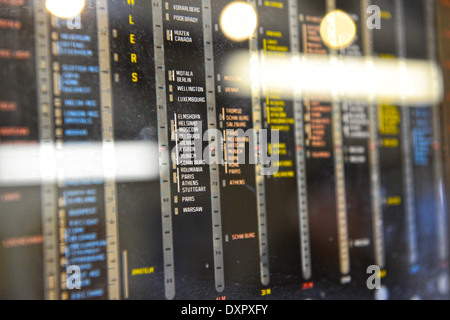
[320, 10, 357, 50]
[46, 0, 86, 19]
[220, 1, 257, 42]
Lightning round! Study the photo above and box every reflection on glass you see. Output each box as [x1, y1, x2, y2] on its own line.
[320, 9, 357, 49]
[46, 0, 86, 18]
[220, 1, 257, 42]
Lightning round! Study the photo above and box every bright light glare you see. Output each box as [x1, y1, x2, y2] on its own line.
[46, 0, 86, 19]
[320, 10, 357, 49]
[0, 142, 159, 186]
[220, 1, 257, 42]
[225, 52, 443, 106]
